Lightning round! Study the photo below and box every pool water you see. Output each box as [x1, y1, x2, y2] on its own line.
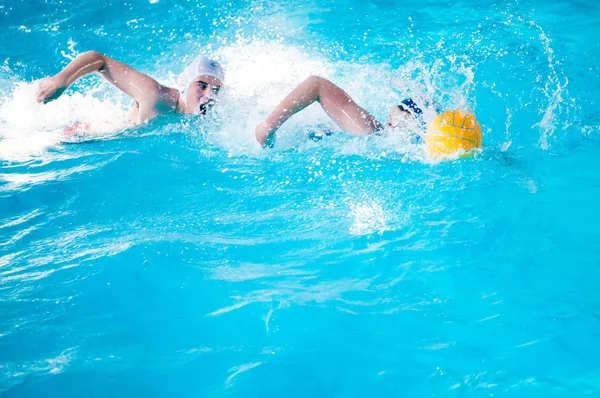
[1, 0, 600, 396]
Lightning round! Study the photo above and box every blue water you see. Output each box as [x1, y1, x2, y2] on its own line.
[1, 0, 600, 396]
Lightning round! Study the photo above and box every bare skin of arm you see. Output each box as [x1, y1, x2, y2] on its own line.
[37, 51, 180, 124]
[255, 75, 382, 147]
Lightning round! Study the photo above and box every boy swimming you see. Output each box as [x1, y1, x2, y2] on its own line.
[255, 75, 424, 147]
[36, 51, 224, 125]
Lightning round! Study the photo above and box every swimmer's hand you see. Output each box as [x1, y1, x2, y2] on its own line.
[255, 122, 276, 148]
[37, 75, 68, 103]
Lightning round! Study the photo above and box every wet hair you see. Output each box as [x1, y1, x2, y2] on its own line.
[397, 98, 423, 116]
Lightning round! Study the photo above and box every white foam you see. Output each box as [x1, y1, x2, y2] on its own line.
[348, 198, 389, 235]
[0, 82, 129, 162]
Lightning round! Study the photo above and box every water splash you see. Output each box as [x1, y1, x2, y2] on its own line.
[0, 82, 129, 161]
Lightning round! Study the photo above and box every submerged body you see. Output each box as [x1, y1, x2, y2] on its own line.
[255, 75, 483, 159]
[255, 76, 423, 147]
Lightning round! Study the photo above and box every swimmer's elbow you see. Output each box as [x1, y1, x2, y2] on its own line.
[306, 75, 328, 86]
[304, 76, 331, 100]
[80, 51, 107, 68]
[81, 51, 104, 59]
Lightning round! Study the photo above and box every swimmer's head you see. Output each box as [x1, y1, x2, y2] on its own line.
[177, 56, 224, 115]
[387, 98, 424, 128]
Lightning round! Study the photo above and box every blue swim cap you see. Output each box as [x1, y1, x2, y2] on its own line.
[398, 98, 423, 116]
[397, 98, 426, 144]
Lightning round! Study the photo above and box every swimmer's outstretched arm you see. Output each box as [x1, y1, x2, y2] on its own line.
[37, 51, 178, 122]
[255, 75, 382, 147]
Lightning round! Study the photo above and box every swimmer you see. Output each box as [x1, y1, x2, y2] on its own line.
[255, 75, 425, 147]
[36, 51, 224, 125]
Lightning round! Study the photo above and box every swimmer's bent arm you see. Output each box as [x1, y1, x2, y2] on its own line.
[37, 51, 176, 121]
[255, 75, 382, 147]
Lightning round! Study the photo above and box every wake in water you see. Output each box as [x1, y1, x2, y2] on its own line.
[0, 5, 580, 163]
[1, 2, 599, 395]
[0, 82, 130, 161]
[0, 40, 443, 162]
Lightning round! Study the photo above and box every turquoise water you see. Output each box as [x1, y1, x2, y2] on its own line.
[2, 0, 600, 396]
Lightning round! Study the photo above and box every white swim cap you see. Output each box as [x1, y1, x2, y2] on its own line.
[177, 56, 225, 105]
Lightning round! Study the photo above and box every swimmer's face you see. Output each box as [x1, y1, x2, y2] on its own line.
[387, 106, 412, 129]
[187, 75, 223, 115]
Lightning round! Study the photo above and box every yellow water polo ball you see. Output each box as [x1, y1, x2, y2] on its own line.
[425, 110, 482, 160]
